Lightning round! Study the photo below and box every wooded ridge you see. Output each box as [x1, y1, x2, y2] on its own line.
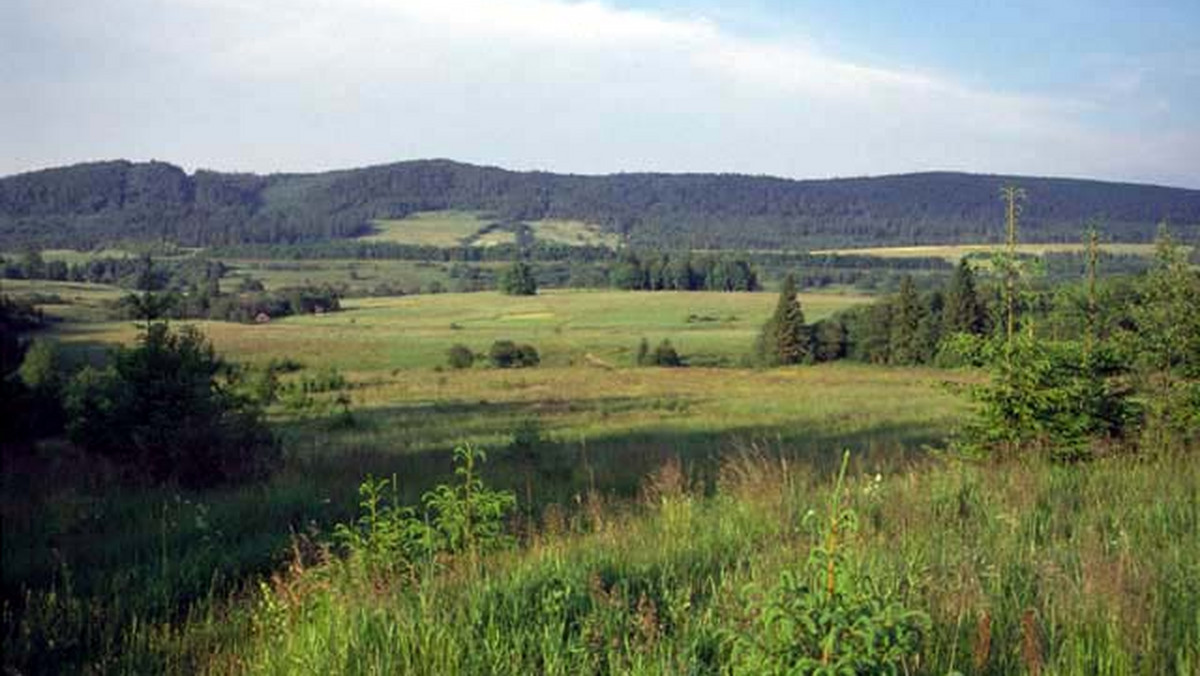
[3, 159, 1198, 250]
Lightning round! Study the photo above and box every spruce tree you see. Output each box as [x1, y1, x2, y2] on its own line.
[761, 274, 808, 365]
[945, 259, 986, 335]
[889, 276, 926, 365]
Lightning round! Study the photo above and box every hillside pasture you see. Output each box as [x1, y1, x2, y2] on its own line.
[528, 218, 621, 248]
[362, 210, 493, 246]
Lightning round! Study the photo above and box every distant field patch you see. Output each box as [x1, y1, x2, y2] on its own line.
[471, 227, 517, 247]
[811, 242, 1175, 261]
[362, 211, 491, 246]
[217, 258, 459, 294]
[528, 219, 620, 248]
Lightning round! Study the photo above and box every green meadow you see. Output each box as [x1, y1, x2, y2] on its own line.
[48, 289, 873, 371]
[363, 211, 492, 246]
[4, 274, 1198, 675]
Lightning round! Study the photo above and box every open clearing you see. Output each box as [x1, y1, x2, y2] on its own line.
[362, 210, 492, 246]
[528, 218, 621, 248]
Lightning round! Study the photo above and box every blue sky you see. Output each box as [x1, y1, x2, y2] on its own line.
[2, 0, 1198, 187]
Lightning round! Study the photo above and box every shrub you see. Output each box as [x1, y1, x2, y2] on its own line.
[64, 322, 279, 487]
[447, 344, 475, 370]
[498, 261, 538, 295]
[490, 340, 540, 368]
[648, 339, 683, 367]
[334, 444, 516, 576]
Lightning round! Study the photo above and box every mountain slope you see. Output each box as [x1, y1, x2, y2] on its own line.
[3, 159, 1198, 250]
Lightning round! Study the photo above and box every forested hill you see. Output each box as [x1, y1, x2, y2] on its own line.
[3, 159, 1198, 250]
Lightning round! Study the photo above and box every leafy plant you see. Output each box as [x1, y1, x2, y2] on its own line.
[733, 451, 929, 674]
[334, 444, 516, 576]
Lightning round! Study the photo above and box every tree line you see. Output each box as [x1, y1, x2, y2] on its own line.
[5, 158, 1198, 250]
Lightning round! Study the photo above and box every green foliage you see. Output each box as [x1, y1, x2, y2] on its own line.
[888, 276, 929, 365]
[334, 444, 516, 576]
[63, 322, 279, 487]
[957, 335, 1137, 460]
[5, 159, 1198, 251]
[645, 339, 683, 367]
[759, 274, 810, 365]
[16, 338, 67, 435]
[489, 340, 540, 368]
[733, 452, 929, 674]
[446, 343, 476, 370]
[499, 261, 538, 295]
[1127, 225, 1200, 451]
[944, 258, 988, 336]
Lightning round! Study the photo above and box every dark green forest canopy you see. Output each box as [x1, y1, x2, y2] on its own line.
[3, 159, 1199, 250]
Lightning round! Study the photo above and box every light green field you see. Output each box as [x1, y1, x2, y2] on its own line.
[363, 211, 492, 246]
[471, 227, 517, 247]
[528, 219, 621, 248]
[217, 258, 466, 293]
[52, 289, 872, 372]
[0, 278, 125, 322]
[811, 242, 1176, 261]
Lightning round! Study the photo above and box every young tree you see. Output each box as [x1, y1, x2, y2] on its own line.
[889, 276, 927, 365]
[759, 274, 809, 365]
[446, 344, 475, 370]
[944, 259, 987, 336]
[1131, 225, 1200, 451]
[64, 322, 279, 487]
[498, 261, 537, 296]
[649, 339, 683, 367]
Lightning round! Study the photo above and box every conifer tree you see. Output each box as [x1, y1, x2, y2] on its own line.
[945, 259, 987, 335]
[889, 276, 926, 365]
[760, 274, 809, 365]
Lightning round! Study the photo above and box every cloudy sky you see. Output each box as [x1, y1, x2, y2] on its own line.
[2, 0, 1198, 187]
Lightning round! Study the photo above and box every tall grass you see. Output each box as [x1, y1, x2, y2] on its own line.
[232, 451, 1198, 675]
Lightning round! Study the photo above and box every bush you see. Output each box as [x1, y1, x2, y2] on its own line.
[648, 339, 683, 367]
[334, 444, 516, 576]
[447, 344, 475, 370]
[498, 261, 538, 296]
[64, 322, 279, 488]
[489, 340, 540, 368]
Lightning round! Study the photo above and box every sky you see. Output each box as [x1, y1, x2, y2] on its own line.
[2, 0, 1198, 187]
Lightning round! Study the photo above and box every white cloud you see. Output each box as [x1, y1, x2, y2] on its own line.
[1, 0, 1196, 187]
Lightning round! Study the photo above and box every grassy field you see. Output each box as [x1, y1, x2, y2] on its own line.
[3, 282, 964, 674]
[6, 271, 1200, 674]
[47, 289, 873, 371]
[528, 219, 621, 248]
[362, 211, 492, 246]
[216, 258, 462, 294]
[810, 242, 1177, 261]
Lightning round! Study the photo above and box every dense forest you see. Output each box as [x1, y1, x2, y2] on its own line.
[3, 159, 1199, 250]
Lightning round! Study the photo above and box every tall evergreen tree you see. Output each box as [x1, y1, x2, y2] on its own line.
[759, 274, 809, 365]
[889, 276, 926, 365]
[944, 259, 987, 335]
